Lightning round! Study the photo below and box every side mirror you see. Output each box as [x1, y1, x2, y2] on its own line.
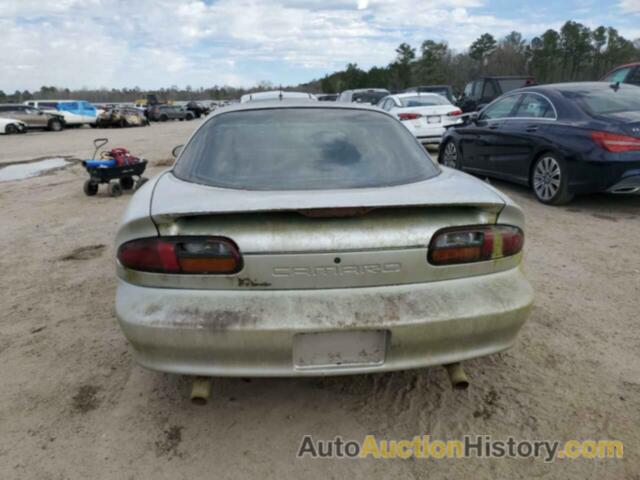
[468, 112, 479, 123]
[172, 145, 184, 158]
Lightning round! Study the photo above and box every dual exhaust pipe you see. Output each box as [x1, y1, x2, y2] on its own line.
[445, 362, 470, 390]
[190, 377, 212, 405]
[189, 363, 468, 405]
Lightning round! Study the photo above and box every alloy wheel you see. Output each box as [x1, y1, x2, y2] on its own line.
[533, 156, 561, 201]
[442, 142, 458, 168]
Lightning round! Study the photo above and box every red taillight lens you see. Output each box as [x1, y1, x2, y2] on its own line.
[118, 237, 242, 274]
[591, 131, 640, 153]
[428, 225, 524, 266]
[398, 113, 422, 121]
[447, 109, 463, 117]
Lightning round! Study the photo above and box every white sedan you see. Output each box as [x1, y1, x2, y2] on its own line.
[0, 117, 27, 134]
[377, 93, 462, 145]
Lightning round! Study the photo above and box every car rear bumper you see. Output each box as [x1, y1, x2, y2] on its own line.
[116, 267, 534, 377]
[606, 173, 640, 194]
[568, 159, 640, 195]
[416, 135, 444, 144]
[407, 125, 447, 144]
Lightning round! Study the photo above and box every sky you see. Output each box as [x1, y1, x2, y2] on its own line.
[1, 0, 639, 92]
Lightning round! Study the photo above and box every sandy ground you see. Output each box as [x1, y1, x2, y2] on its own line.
[1, 123, 639, 479]
[0, 121, 199, 165]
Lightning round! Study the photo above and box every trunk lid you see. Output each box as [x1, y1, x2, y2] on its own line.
[592, 111, 640, 138]
[151, 168, 504, 221]
[140, 169, 511, 290]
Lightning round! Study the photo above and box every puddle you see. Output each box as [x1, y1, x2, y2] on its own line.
[0, 158, 70, 182]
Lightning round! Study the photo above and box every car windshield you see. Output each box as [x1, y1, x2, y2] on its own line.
[352, 91, 389, 104]
[174, 108, 438, 190]
[566, 85, 640, 115]
[497, 78, 531, 92]
[399, 95, 450, 107]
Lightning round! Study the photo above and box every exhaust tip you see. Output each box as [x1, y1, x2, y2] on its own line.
[444, 363, 469, 390]
[191, 396, 208, 406]
[612, 187, 639, 194]
[190, 377, 211, 405]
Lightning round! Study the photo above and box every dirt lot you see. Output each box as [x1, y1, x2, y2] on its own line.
[1, 122, 639, 479]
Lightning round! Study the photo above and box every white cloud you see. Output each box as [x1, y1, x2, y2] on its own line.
[619, 0, 640, 12]
[0, 0, 634, 91]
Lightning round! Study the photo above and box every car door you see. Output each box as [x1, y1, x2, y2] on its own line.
[457, 81, 477, 113]
[81, 101, 97, 123]
[58, 102, 82, 123]
[468, 94, 522, 174]
[24, 107, 48, 127]
[479, 80, 499, 110]
[384, 98, 398, 115]
[490, 93, 557, 183]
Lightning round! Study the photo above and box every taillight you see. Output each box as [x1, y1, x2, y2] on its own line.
[447, 109, 463, 117]
[117, 237, 243, 274]
[428, 225, 524, 266]
[398, 113, 422, 121]
[591, 131, 640, 153]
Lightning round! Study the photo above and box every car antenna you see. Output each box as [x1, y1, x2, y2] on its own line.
[610, 81, 620, 92]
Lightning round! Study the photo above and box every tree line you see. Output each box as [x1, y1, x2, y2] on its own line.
[0, 85, 253, 104]
[1, 20, 638, 103]
[309, 21, 639, 94]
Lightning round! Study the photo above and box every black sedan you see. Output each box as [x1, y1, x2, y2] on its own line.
[439, 82, 640, 204]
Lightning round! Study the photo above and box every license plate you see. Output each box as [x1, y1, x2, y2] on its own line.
[427, 116, 441, 124]
[293, 330, 388, 369]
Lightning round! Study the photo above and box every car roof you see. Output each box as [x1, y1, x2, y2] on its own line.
[606, 62, 640, 70]
[408, 85, 452, 89]
[347, 88, 389, 93]
[483, 76, 534, 80]
[521, 81, 636, 94]
[240, 91, 316, 103]
[211, 101, 386, 116]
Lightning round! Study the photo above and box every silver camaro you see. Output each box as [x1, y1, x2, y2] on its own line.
[115, 102, 533, 379]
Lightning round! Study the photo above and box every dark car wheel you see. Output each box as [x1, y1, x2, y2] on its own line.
[119, 177, 134, 190]
[160, 114, 168, 122]
[441, 140, 460, 169]
[83, 180, 98, 196]
[48, 119, 64, 132]
[531, 154, 574, 205]
[109, 181, 123, 197]
[5, 124, 18, 134]
[186, 113, 194, 121]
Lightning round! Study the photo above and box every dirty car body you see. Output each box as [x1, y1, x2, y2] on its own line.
[115, 102, 533, 377]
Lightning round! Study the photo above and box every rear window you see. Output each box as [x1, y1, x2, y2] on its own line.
[497, 78, 532, 93]
[419, 87, 451, 98]
[399, 95, 450, 107]
[352, 91, 389, 104]
[566, 85, 640, 115]
[174, 108, 439, 190]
